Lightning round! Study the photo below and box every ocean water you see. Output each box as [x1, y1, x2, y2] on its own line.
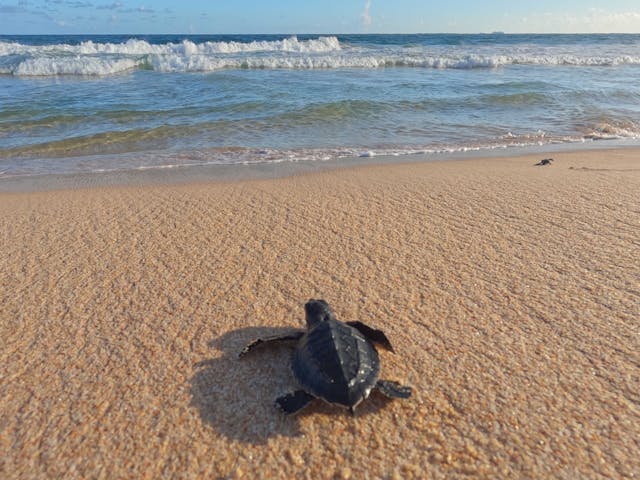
[1, 33, 640, 177]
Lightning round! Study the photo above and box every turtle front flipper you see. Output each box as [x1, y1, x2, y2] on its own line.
[275, 390, 315, 415]
[376, 380, 412, 398]
[346, 321, 395, 352]
[239, 330, 304, 357]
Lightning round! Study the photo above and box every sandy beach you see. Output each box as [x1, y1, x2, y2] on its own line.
[1, 148, 638, 478]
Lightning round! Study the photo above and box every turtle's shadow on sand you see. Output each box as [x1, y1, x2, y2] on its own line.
[189, 326, 395, 445]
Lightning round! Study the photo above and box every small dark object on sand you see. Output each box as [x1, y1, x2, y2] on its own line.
[240, 299, 412, 415]
[535, 158, 554, 166]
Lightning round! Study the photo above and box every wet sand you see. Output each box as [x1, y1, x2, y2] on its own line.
[1, 149, 639, 478]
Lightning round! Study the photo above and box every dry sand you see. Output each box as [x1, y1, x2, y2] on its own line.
[1, 149, 639, 479]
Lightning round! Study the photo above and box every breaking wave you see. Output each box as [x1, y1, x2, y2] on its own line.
[0, 36, 342, 56]
[2, 35, 640, 76]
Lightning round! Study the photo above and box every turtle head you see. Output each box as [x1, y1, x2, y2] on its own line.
[304, 299, 335, 327]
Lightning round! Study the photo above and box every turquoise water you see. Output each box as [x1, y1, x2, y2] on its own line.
[1, 34, 640, 177]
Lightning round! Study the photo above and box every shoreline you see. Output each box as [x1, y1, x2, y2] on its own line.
[2, 147, 638, 478]
[1, 141, 639, 193]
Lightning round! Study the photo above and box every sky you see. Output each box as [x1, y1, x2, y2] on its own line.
[1, 0, 640, 35]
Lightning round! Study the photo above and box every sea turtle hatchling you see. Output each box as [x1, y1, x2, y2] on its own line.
[535, 158, 554, 166]
[239, 299, 412, 415]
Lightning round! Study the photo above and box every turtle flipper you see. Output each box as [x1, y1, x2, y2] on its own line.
[376, 380, 412, 398]
[275, 390, 315, 415]
[239, 330, 304, 357]
[346, 321, 395, 352]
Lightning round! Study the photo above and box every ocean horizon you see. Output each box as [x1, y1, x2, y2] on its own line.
[1, 33, 640, 178]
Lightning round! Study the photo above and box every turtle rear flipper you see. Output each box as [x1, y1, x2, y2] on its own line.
[376, 380, 412, 398]
[346, 321, 394, 352]
[275, 390, 315, 415]
[239, 330, 304, 357]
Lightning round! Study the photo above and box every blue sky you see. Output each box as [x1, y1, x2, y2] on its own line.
[1, 0, 640, 35]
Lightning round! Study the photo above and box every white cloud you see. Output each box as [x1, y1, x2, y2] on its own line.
[54, 18, 72, 26]
[361, 0, 372, 26]
[97, 1, 122, 10]
[583, 8, 640, 31]
[508, 9, 640, 33]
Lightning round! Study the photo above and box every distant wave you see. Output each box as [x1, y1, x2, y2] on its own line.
[7, 57, 140, 76]
[148, 53, 640, 73]
[5, 53, 640, 76]
[2, 35, 640, 76]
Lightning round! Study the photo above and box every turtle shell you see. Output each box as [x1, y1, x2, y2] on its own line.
[292, 318, 380, 409]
